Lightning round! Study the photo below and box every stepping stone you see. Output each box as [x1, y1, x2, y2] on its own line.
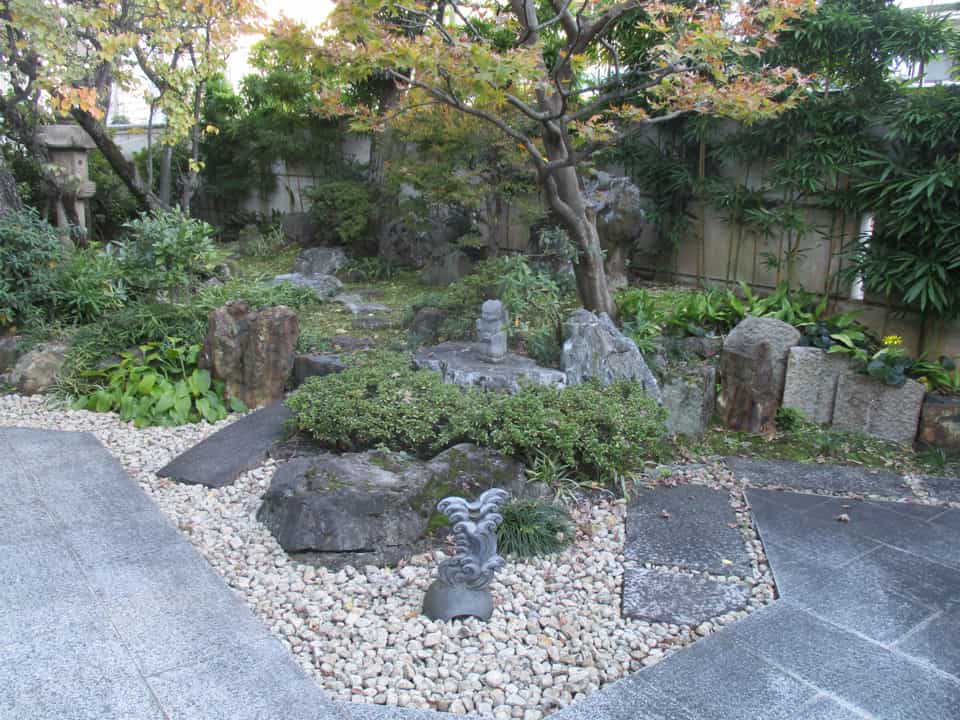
[157, 402, 292, 488]
[725, 456, 909, 497]
[352, 316, 396, 331]
[292, 353, 346, 389]
[622, 567, 751, 624]
[625, 484, 751, 576]
[333, 293, 390, 315]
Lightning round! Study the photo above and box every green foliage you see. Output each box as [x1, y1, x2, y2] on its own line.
[616, 288, 663, 354]
[496, 500, 573, 558]
[74, 338, 243, 427]
[116, 210, 218, 295]
[524, 326, 561, 367]
[0, 208, 62, 329]
[50, 247, 127, 324]
[87, 150, 139, 244]
[775, 406, 807, 432]
[305, 180, 372, 248]
[238, 225, 287, 259]
[865, 343, 914, 387]
[339, 257, 399, 282]
[912, 356, 960, 395]
[287, 352, 667, 483]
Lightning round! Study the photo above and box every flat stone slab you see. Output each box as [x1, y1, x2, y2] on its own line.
[726, 456, 909, 497]
[622, 568, 751, 625]
[624, 484, 751, 577]
[0, 427, 341, 720]
[413, 341, 566, 393]
[922, 474, 960, 502]
[157, 401, 292, 488]
[333, 293, 390, 315]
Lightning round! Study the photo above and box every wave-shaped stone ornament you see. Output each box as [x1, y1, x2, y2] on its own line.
[422, 488, 509, 621]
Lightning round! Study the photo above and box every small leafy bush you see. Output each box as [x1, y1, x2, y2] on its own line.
[287, 352, 667, 482]
[306, 180, 372, 247]
[775, 406, 807, 432]
[74, 339, 244, 427]
[0, 208, 62, 328]
[116, 210, 218, 295]
[51, 247, 127, 324]
[497, 499, 573, 558]
[616, 288, 663, 353]
[339, 257, 399, 282]
[913, 355, 960, 395]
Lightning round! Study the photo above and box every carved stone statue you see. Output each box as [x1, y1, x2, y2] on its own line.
[422, 488, 509, 621]
[475, 299, 508, 363]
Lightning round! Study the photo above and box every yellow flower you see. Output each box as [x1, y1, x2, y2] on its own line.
[882, 335, 903, 347]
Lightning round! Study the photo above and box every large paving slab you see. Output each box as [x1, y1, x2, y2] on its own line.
[726, 456, 910, 497]
[157, 400, 293, 487]
[921, 474, 960, 502]
[621, 568, 751, 625]
[625, 484, 751, 576]
[0, 426, 343, 720]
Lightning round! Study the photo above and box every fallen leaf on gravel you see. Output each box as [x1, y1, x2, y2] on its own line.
[727, 523, 738, 529]
[835, 513, 850, 522]
[660, 510, 671, 519]
[721, 559, 733, 565]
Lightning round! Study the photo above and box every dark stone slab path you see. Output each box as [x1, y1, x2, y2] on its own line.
[622, 568, 751, 625]
[0, 426, 343, 720]
[624, 484, 751, 577]
[724, 456, 911, 497]
[157, 400, 292, 487]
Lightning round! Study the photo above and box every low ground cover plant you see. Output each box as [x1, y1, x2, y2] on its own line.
[287, 351, 667, 483]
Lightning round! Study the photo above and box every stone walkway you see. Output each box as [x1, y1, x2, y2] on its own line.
[3, 428, 959, 719]
[0, 426, 342, 720]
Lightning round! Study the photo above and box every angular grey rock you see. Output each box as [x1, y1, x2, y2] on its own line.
[832, 374, 925, 445]
[291, 353, 346, 388]
[198, 301, 298, 409]
[420, 248, 474, 286]
[413, 341, 566, 393]
[408, 307, 446, 345]
[294, 246, 348, 276]
[622, 567, 751, 624]
[271, 272, 342, 297]
[662, 364, 716, 438]
[7, 342, 68, 395]
[280, 212, 318, 245]
[0, 334, 22, 373]
[781, 346, 856, 424]
[158, 402, 293, 488]
[561, 309, 661, 402]
[720, 316, 800, 432]
[257, 444, 531, 568]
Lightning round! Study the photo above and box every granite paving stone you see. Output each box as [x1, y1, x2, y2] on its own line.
[147, 637, 343, 720]
[895, 606, 960, 680]
[632, 613, 819, 719]
[726, 456, 909, 497]
[157, 400, 293, 487]
[339, 704, 471, 720]
[0, 427, 343, 720]
[622, 567, 751, 625]
[786, 696, 870, 719]
[548, 675, 699, 720]
[625, 484, 751, 576]
[733, 603, 960, 719]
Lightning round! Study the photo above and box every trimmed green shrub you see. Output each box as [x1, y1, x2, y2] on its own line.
[497, 499, 573, 558]
[0, 208, 62, 329]
[287, 352, 667, 482]
[116, 210, 218, 295]
[306, 180, 372, 247]
[51, 247, 127, 324]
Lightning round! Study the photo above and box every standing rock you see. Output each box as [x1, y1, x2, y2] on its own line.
[280, 212, 319, 245]
[271, 272, 342, 297]
[918, 394, 960, 453]
[832, 375, 925, 445]
[408, 307, 447, 345]
[662, 365, 717, 438]
[294, 246, 348, 276]
[0, 335, 23, 373]
[420, 248, 474, 286]
[561, 309, 661, 402]
[720, 316, 800, 432]
[781, 347, 856, 425]
[199, 301, 298, 409]
[291, 353, 347, 388]
[5, 343, 68, 395]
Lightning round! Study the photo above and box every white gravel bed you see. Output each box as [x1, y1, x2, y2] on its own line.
[1, 394, 773, 718]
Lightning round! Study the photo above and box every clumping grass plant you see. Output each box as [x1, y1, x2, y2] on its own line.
[496, 499, 573, 558]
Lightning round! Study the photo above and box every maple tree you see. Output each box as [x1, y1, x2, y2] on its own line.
[319, 0, 813, 317]
[0, 0, 260, 212]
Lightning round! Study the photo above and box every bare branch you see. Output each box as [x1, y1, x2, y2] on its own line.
[395, 4, 454, 43]
[446, 0, 484, 41]
[567, 65, 685, 122]
[573, 0, 642, 55]
[562, 109, 691, 166]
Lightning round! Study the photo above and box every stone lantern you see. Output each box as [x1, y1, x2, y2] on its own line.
[37, 124, 97, 239]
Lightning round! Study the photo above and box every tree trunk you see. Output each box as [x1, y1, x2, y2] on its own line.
[70, 107, 163, 212]
[370, 76, 401, 258]
[0, 154, 22, 214]
[159, 145, 173, 208]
